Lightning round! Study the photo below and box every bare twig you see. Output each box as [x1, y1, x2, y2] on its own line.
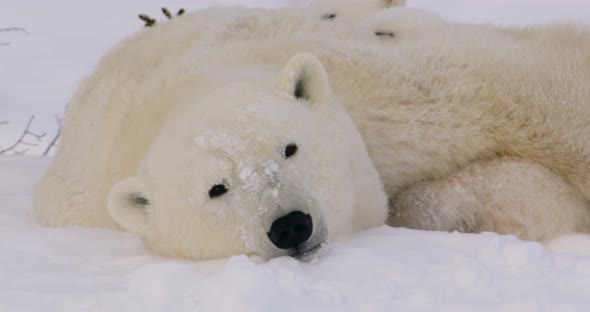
[0, 115, 47, 155]
[139, 14, 157, 27]
[0, 27, 28, 46]
[0, 27, 28, 34]
[43, 115, 63, 156]
[162, 7, 172, 19]
[138, 8, 186, 27]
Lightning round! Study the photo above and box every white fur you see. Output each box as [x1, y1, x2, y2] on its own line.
[353, 8, 590, 240]
[35, 8, 590, 260]
[354, 7, 446, 40]
[34, 7, 377, 230]
[390, 158, 590, 241]
[35, 35, 390, 260]
[307, 0, 406, 24]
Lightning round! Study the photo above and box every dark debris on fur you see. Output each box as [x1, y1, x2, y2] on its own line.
[138, 7, 186, 28]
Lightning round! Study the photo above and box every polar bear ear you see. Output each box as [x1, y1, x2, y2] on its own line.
[277, 53, 331, 105]
[108, 177, 151, 235]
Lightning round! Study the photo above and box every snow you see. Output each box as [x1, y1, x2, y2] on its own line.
[1, 157, 590, 311]
[2, 0, 590, 310]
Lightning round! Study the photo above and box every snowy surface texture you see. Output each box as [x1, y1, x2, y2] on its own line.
[2, 0, 590, 154]
[2, 157, 590, 311]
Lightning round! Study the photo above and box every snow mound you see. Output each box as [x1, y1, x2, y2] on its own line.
[1, 157, 589, 311]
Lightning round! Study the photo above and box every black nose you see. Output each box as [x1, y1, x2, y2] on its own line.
[267, 211, 313, 249]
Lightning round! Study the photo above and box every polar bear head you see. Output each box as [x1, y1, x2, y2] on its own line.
[308, 0, 406, 24]
[108, 53, 388, 261]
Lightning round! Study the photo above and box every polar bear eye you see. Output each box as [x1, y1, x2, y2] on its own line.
[209, 184, 228, 199]
[283, 143, 298, 158]
[321, 13, 336, 21]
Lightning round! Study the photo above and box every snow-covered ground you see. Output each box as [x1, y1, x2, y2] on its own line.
[2, 157, 590, 311]
[2, 0, 590, 311]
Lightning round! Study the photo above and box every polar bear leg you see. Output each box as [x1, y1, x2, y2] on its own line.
[388, 157, 590, 241]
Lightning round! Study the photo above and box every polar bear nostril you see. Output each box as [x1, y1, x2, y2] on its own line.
[267, 211, 313, 250]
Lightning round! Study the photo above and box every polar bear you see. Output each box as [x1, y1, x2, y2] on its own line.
[36, 14, 590, 260]
[34, 46, 391, 261]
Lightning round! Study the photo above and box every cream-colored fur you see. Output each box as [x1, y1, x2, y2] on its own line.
[355, 8, 590, 240]
[390, 158, 590, 241]
[359, 7, 590, 67]
[307, 0, 405, 24]
[34, 7, 378, 231]
[35, 8, 590, 260]
[34, 20, 390, 260]
[502, 23, 590, 52]
[500, 23, 590, 74]
[354, 7, 446, 40]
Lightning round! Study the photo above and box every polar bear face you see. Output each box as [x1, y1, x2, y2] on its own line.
[308, 0, 406, 24]
[108, 54, 387, 261]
